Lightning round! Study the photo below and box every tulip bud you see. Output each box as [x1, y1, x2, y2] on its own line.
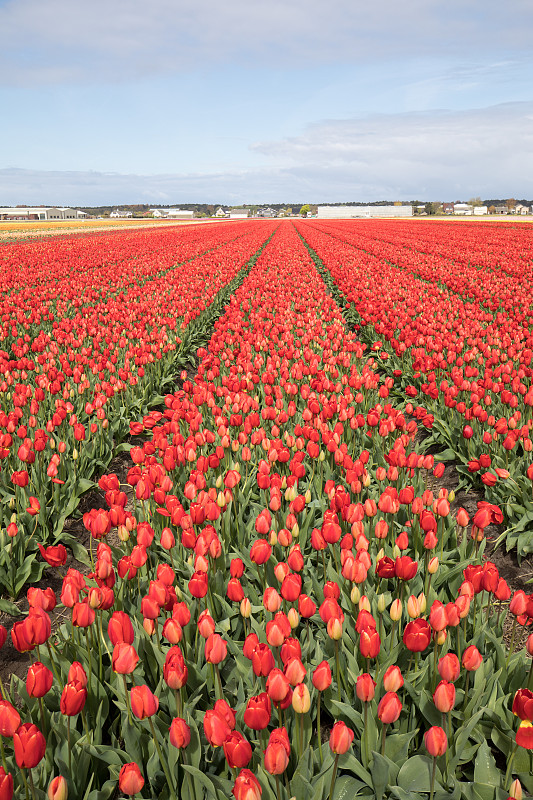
[436, 629, 447, 646]
[392, 545, 401, 559]
[390, 599, 402, 621]
[418, 592, 427, 614]
[350, 585, 361, 604]
[509, 779, 522, 800]
[48, 775, 68, 800]
[407, 595, 420, 618]
[329, 721, 354, 754]
[292, 683, 310, 713]
[287, 608, 299, 629]
[428, 557, 439, 574]
[377, 594, 387, 614]
[240, 598, 251, 618]
[424, 726, 448, 757]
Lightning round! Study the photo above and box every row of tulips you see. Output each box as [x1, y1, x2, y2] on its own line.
[0, 221, 277, 605]
[294, 219, 533, 557]
[1, 222, 531, 799]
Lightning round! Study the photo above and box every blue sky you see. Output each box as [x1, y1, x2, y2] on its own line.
[1, 0, 532, 205]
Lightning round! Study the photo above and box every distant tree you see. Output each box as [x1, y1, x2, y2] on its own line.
[299, 204, 311, 216]
[506, 198, 517, 212]
[468, 197, 483, 207]
[488, 205, 496, 215]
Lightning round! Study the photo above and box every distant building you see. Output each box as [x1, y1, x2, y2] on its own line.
[229, 209, 250, 219]
[256, 208, 277, 218]
[215, 207, 228, 218]
[317, 205, 412, 218]
[453, 203, 473, 216]
[151, 208, 194, 218]
[515, 204, 530, 215]
[473, 206, 488, 215]
[110, 209, 133, 218]
[0, 206, 87, 220]
[442, 203, 454, 214]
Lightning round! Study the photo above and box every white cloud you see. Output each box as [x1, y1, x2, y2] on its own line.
[1, 102, 532, 203]
[1, 0, 532, 85]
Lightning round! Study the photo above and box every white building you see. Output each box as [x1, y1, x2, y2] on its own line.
[515, 204, 530, 215]
[317, 205, 412, 218]
[229, 209, 250, 219]
[151, 208, 194, 218]
[110, 209, 133, 218]
[473, 206, 488, 215]
[453, 203, 473, 215]
[0, 206, 87, 220]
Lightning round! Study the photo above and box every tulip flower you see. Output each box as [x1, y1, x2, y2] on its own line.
[130, 685, 159, 720]
[118, 763, 144, 796]
[169, 717, 191, 749]
[244, 693, 271, 731]
[223, 731, 253, 769]
[13, 723, 46, 768]
[0, 768, 12, 800]
[47, 775, 68, 800]
[232, 769, 262, 800]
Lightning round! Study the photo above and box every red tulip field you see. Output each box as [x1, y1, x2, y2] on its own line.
[0, 218, 532, 799]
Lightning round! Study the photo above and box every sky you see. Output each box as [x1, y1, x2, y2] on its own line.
[1, 0, 532, 206]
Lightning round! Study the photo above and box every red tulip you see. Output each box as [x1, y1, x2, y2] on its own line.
[223, 731, 253, 768]
[203, 708, 231, 747]
[0, 701, 21, 737]
[356, 673, 376, 702]
[516, 721, 533, 749]
[60, 681, 87, 716]
[47, 775, 68, 800]
[433, 680, 456, 713]
[329, 721, 354, 754]
[512, 689, 533, 722]
[377, 692, 402, 724]
[26, 662, 53, 698]
[112, 643, 139, 675]
[118, 763, 144, 795]
[13, 723, 46, 768]
[232, 769, 262, 800]
[0, 768, 13, 800]
[312, 660, 332, 692]
[244, 693, 271, 730]
[424, 726, 448, 757]
[130, 685, 159, 719]
[403, 618, 431, 652]
[169, 717, 191, 749]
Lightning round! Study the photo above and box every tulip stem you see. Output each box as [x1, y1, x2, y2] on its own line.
[429, 756, 437, 800]
[335, 640, 341, 701]
[317, 692, 323, 764]
[215, 664, 224, 701]
[276, 775, 282, 800]
[37, 696, 47, 737]
[328, 753, 340, 800]
[148, 717, 177, 800]
[299, 712, 304, 760]
[381, 723, 387, 756]
[28, 770, 37, 800]
[67, 716, 72, 775]
[19, 768, 30, 800]
[45, 640, 61, 686]
[363, 702, 370, 766]
[462, 672, 470, 713]
[0, 738, 7, 774]
[122, 675, 133, 725]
